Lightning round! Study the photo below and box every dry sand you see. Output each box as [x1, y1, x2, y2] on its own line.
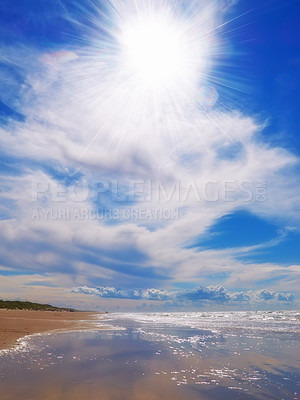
[0, 309, 103, 350]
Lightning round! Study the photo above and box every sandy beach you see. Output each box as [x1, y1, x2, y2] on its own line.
[0, 309, 102, 350]
[0, 311, 299, 400]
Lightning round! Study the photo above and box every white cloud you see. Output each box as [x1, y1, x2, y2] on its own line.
[71, 285, 295, 305]
[0, 0, 299, 304]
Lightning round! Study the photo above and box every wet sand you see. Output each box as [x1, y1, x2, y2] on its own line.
[0, 314, 299, 400]
[0, 318, 299, 400]
[0, 309, 102, 350]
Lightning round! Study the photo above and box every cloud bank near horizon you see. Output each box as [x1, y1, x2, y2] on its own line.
[71, 285, 295, 304]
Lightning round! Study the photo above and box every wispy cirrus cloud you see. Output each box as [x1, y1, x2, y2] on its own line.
[0, 0, 299, 310]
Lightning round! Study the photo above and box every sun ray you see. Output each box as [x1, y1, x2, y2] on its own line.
[42, 0, 255, 162]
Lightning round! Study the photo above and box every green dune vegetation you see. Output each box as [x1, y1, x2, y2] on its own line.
[0, 299, 76, 312]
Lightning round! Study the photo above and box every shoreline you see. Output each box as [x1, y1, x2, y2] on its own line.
[0, 309, 105, 351]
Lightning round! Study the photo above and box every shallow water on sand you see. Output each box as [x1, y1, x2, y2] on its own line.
[0, 311, 299, 400]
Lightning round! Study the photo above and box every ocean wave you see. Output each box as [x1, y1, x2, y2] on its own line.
[105, 310, 300, 335]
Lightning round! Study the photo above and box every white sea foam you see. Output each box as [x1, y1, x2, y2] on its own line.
[106, 310, 300, 335]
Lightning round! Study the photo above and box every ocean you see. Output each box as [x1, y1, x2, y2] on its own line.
[0, 310, 299, 399]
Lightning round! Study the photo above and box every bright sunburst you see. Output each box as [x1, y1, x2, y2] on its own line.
[58, 0, 225, 154]
[119, 12, 202, 91]
[114, 1, 213, 103]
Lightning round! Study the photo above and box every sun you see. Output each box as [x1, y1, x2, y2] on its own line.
[118, 10, 206, 94]
[120, 17, 189, 87]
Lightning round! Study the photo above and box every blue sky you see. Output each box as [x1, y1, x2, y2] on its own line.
[0, 0, 299, 311]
